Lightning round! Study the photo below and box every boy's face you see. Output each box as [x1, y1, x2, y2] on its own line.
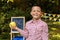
[30, 6, 42, 19]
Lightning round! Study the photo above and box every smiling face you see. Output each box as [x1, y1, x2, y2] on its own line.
[30, 6, 42, 20]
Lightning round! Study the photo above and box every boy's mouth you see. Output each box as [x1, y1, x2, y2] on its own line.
[33, 14, 38, 17]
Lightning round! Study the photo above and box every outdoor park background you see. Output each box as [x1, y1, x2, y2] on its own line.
[0, 0, 60, 40]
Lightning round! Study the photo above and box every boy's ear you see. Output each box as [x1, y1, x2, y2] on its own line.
[42, 12, 43, 14]
[30, 12, 32, 16]
[41, 12, 44, 16]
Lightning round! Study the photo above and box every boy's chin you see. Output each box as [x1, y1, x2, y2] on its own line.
[33, 17, 40, 19]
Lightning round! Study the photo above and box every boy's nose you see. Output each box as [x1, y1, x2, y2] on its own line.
[34, 13, 38, 14]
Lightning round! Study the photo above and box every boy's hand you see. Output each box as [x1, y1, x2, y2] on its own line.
[9, 22, 17, 29]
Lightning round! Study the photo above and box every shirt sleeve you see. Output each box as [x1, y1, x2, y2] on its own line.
[16, 23, 29, 38]
[41, 23, 48, 40]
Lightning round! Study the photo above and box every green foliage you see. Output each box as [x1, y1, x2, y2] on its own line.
[13, 0, 59, 14]
[0, 0, 60, 40]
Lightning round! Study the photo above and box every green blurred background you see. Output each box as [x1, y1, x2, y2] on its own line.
[0, 0, 60, 40]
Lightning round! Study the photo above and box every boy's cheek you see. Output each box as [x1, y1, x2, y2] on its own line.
[39, 13, 42, 16]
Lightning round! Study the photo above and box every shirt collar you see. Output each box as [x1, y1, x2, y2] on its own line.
[30, 19, 42, 24]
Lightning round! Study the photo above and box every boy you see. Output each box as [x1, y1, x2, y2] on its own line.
[10, 6, 48, 40]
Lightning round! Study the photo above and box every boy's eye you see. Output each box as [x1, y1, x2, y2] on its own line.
[37, 10, 41, 12]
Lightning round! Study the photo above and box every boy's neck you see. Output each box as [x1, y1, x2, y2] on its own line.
[32, 18, 41, 21]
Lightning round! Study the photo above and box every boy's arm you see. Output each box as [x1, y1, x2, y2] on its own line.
[15, 25, 29, 38]
[41, 24, 48, 40]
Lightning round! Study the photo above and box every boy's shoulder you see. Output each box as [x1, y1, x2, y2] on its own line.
[41, 20, 48, 25]
[26, 20, 32, 24]
[26, 19, 47, 25]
